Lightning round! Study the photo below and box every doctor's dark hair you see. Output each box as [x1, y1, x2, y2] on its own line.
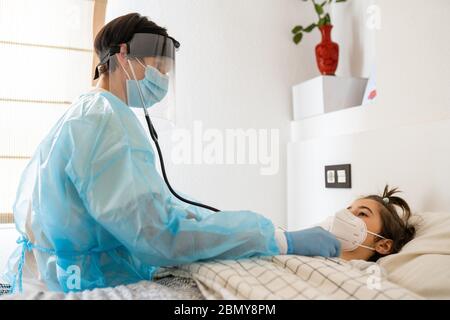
[94, 12, 168, 77]
[362, 185, 416, 262]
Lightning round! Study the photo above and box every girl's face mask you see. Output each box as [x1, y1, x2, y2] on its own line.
[318, 209, 387, 251]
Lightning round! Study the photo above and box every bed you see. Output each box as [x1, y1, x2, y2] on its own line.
[0, 257, 421, 300]
[1, 210, 449, 300]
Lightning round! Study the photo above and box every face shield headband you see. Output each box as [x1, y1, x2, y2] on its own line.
[93, 32, 180, 80]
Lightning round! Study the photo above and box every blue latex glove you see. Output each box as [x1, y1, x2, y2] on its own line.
[285, 227, 341, 257]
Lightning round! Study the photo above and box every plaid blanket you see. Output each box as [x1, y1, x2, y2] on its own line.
[0, 284, 10, 296]
[174, 256, 423, 300]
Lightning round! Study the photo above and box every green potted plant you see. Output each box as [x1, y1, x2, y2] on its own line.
[291, 0, 347, 75]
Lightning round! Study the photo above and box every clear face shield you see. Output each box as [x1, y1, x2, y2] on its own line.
[102, 33, 178, 129]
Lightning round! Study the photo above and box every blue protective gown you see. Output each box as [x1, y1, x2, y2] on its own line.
[3, 90, 279, 293]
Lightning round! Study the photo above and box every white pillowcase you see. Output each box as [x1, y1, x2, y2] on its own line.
[377, 211, 450, 299]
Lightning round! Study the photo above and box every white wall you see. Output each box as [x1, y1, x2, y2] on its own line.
[331, 0, 377, 78]
[105, 0, 312, 226]
[288, 118, 450, 229]
[288, 0, 450, 229]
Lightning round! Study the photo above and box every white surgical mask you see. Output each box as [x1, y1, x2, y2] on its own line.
[318, 209, 387, 251]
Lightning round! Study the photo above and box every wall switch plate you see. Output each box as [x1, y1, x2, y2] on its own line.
[326, 170, 335, 183]
[325, 164, 351, 188]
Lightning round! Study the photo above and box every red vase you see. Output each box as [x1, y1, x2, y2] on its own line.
[315, 24, 339, 75]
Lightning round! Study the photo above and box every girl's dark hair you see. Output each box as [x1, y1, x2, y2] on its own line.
[363, 185, 416, 262]
[94, 13, 168, 77]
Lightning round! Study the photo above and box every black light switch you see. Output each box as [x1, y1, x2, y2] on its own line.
[325, 164, 351, 188]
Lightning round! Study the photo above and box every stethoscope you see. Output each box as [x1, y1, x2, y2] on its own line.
[128, 61, 220, 213]
[144, 111, 220, 212]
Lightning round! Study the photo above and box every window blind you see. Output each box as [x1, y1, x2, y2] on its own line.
[0, 0, 106, 223]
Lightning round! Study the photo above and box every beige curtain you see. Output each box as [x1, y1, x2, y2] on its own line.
[91, 0, 108, 85]
[0, 0, 102, 224]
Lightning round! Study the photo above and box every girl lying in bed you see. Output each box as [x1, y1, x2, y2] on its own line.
[316, 185, 416, 262]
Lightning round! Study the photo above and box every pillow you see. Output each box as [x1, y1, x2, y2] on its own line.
[377, 212, 450, 299]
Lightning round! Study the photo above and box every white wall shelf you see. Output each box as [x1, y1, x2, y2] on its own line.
[292, 75, 368, 121]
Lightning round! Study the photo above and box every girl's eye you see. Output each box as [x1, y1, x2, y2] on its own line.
[358, 212, 367, 217]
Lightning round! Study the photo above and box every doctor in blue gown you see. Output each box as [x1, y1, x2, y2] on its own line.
[3, 13, 340, 294]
